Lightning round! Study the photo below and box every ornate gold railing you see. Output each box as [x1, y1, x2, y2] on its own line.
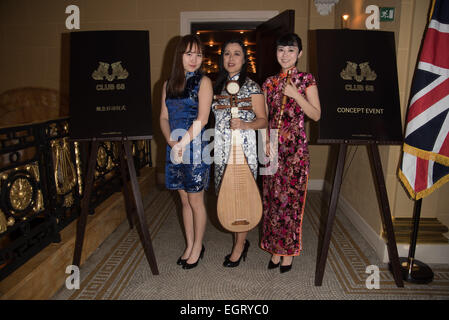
[0, 117, 151, 280]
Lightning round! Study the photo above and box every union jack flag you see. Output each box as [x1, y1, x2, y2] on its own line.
[399, 0, 449, 199]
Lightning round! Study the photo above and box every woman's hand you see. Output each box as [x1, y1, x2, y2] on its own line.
[282, 79, 321, 122]
[230, 118, 249, 130]
[171, 142, 185, 164]
[283, 79, 299, 100]
[265, 139, 270, 157]
[167, 140, 177, 148]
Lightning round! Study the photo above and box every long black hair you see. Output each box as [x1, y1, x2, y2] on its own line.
[213, 38, 249, 95]
[166, 34, 204, 98]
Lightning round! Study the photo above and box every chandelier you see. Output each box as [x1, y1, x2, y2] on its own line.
[314, 0, 339, 16]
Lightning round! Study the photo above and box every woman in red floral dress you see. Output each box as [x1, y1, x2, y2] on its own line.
[260, 33, 321, 273]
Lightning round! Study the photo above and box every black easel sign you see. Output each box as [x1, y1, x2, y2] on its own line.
[310, 29, 403, 144]
[308, 29, 404, 287]
[68, 31, 158, 275]
[69, 30, 152, 140]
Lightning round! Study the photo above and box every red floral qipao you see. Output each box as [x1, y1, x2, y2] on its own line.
[260, 68, 316, 256]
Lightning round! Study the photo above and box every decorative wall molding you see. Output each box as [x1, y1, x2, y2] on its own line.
[180, 11, 279, 35]
[314, 0, 339, 16]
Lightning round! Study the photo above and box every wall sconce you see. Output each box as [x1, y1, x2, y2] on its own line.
[341, 14, 350, 29]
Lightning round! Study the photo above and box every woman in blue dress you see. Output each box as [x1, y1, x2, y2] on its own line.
[160, 34, 213, 269]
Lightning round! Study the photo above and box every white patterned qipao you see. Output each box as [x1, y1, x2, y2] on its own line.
[212, 74, 262, 194]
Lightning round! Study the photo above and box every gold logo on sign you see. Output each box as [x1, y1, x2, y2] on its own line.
[92, 61, 129, 82]
[340, 61, 377, 82]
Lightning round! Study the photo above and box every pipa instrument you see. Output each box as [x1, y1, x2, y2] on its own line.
[216, 80, 263, 233]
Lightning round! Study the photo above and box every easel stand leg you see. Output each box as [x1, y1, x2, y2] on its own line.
[73, 140, 99, 267]
[122, 140, 159, 275]
[315, 143, 404, 288]
[315, 144, 347, 286]
[73, 139, 159, 276]
[398, 199, 434, 284]
[369, 144, 404, 287]
[118, 142, 135, 230]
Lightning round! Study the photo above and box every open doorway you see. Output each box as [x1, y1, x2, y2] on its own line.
[185, 10, 295, 86]
[191, 22, 259, 82]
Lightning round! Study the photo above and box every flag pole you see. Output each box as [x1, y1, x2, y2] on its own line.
[399, 198, 434, 284]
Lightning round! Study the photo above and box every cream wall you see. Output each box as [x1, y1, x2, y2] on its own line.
[1, 0, 447, 236]
[0, 0, 320, 178]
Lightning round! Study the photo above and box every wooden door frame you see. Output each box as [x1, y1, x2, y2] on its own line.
[180, 11, 279, 35]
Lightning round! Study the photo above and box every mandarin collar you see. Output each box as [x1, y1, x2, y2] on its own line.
[279, 67, 297, 79]
[228, 73, 240, 81]
[186, 70, 199, 80]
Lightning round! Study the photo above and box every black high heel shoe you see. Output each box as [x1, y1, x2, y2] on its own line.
[176, 257, 187, 266]
[223, 240, 250, 268]
[182, 245, 205, 270]
[177, 247, 193, 265]
[280, 257, 293, 274]
[268, 258, 280, 269]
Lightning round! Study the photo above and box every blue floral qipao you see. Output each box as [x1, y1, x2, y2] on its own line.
[165, 71, 210, 193]
[212, 74, 262, 194]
